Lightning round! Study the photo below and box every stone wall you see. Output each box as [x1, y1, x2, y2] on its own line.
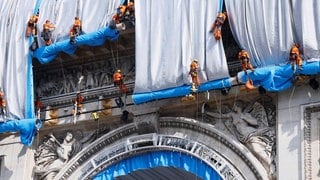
[278, 79, 320, 180]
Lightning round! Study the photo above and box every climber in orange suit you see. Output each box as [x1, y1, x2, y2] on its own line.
[0, 88, 6, 116]
[42, 20, 55, 46]
[238, 50, 254, 75]
[189, 59, 200, 86]
[26, 13, 39, 37]
[72, 92, 84, 115]
[113, 69, 128, 94]
[69, 17, 82, 45]
[210, 12, 227, 40]
[289, 43, 303, 69]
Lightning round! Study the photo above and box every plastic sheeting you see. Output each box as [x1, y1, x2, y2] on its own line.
[134, 0, 229, 93]
[93, 151, 222, 180]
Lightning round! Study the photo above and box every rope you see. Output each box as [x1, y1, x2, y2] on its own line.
[288, 84, 296, 122]
[110, 42, 118, 70]
[57, 58, 67, 93]
[116, 39, 120, 69]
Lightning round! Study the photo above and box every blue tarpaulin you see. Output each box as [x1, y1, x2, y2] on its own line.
[132, 61, 320, 104]
[0, 119, 42, 146]
[34, 27, 120, 64]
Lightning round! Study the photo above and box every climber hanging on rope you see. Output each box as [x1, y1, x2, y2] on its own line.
[41, 20, 55, 46]
[69, 17, 82, 45]
[0, 88, 7, 117]
[210, 12, 227, 40]
[238, 50, 255, 90]
[113, 69, 128, 94]
[110, 1, 134, 29]
[238, 50, 254, 75]
[26, 10, 39, 37]
[189, 59, 201, 85]
[72, 92, 84, 116]
[26, 10, 40, 51]
[289, 43, 303, 70]
[34, 96, 43, 119]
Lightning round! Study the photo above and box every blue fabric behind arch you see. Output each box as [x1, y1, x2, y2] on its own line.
[93, 151, 222, 180]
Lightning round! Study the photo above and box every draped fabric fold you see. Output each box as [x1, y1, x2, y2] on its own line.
[291, 0, 320, 60]
[225, 0, 295, 67]
[225, 0, 320, 67]
[0, 0, 120, 145]
[134, 0, 229, 94]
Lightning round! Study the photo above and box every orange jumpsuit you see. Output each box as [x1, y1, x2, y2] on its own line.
[73, 93, 84, 115]
[289, 44, 303, 68]
[34, 97, 43, 118]
[210, 12, 226, 40]
[42, 20, 55, 45]
[113, 71, 128, 94]
[72, 17, 82, 36]
[189, 60, 200, 86]
[238, 50, 254, 74]
[0, 90, 6, 115]
[26, 15, 39, 37]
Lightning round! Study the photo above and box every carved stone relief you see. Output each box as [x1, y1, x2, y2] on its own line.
[33, 128, 109, 180]
[204, 96, 277, 179]
[34, 57, 135, 98]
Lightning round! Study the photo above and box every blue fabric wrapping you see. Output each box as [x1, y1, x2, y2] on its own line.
[238, 61, 320, 92]
[238, 64, 294, 92]
[34, 27, 120, 64]
[93, 150, 222, 180]
[26, 0, 42, 119]
[0, 119, 42, 146]
[132, 78, 232, 104]
[133, 60, 320, 104]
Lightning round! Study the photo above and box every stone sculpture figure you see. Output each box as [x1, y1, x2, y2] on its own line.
[205, 99, 276, 178]
[34, 132, 79, 180]
[34, 130, 102, 179]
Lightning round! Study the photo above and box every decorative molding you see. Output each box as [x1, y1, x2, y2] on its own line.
[53, 118, 268, 180]
[303, 104, 320, 180]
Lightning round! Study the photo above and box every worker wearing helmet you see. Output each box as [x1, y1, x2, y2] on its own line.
[189, 59, 200, 86]
[0, 88, 6, 117]
[113, 69, 128, 94]
[238, 50, 254, 75]
[42, 20, 55, 46]
[289, 43, 303, 69]
[26, 14, 39, 37]
[210, 12, 227, 40]
[70, 17, 82, 45]
[113, 69, 123, 86]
